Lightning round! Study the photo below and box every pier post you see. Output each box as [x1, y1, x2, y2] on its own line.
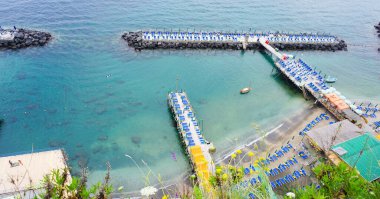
[301, 85, 309, 100]
[242, 35, 249, 50]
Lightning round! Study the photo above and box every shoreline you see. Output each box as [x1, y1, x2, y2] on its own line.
[216, 104, 335, 165]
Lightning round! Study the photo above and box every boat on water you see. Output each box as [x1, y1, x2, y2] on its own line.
[325, 76, 337, 83]
[240, 87, 251, 94]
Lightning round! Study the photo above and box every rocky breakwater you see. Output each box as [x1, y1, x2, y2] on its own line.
[375, 22, 380, 52]
[0, 28, 52, 49]
[122, 31, 347, 52]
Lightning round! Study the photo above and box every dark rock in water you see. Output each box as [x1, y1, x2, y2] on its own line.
[26, 104, 39, 110]
[9, 117, 18, 124]
[92, 144, 109, 154]
[197, 99, 207, 105]
[97, 135, 108, 141]
[76, 144, 83, 148]
[95, 107, 107, 115]
[378, 48, 380, 52]
[15, 73, 27, 80]
[48, 140, 67, 147]
[77, 156, 88, 168]
[47, 108, 58, 114]
[131, 136, 141, 145]
[111, 142, 120, 151]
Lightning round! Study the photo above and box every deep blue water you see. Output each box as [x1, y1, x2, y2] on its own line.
[1, 0, 379, 191]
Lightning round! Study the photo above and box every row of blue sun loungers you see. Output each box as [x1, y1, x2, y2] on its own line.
[299, 113, 330, 135]
[257, 143, 294, 166]
[169, 92, 206, 147]
[298, 151, 309, 160]
[278, 59, 330, 94]
[265, 157, 299, 177]
[238, 175, 262, 188]
[142, 31, 338, 43]
[270, 169, 307, 189]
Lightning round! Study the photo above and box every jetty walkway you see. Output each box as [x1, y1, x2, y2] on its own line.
[122, 30, 347, 51]
[167, 91, 215, 190]
[259, 38, 365, 128]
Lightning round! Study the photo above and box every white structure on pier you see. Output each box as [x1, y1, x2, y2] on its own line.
[0, 30, 14, 42]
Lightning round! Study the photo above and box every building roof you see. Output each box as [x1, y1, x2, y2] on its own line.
[0, 149, 69, 196]
[331, 133, 380, 182]
[306, 120, 363, 152]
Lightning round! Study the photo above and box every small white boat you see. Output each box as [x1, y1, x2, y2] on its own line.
[325, 76, 337, 83]
[240, 87, 251, 94]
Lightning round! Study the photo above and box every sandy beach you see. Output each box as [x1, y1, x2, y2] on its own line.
[215, 103, 338, 193]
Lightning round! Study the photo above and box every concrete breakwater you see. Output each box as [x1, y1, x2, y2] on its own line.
[122, 31, 347, 51]
[0, 28, 52, 49]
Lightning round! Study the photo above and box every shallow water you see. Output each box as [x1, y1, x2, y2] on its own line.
[0, 0, 379, 191]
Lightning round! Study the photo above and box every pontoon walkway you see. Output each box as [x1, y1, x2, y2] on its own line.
[167, 91, 215, 190]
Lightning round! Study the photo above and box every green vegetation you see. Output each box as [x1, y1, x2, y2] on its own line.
[35, 166, 112, 199]
[292, 162, 380, 199]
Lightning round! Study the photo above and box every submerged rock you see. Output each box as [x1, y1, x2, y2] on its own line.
[48, 140, 67, 147]
[97, 135, 108, 141]
[131, 136, 141, 145]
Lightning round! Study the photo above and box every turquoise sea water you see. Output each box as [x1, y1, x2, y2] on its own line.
[1, 0, 379, 191]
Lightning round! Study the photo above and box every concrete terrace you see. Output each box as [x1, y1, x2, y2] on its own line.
[0, 149, 69, 197]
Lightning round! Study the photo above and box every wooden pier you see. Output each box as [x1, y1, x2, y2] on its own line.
[259, 38, 365, 127]
[167, 91, 215, 191]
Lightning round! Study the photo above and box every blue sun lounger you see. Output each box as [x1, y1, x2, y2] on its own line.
[301, 169, 307, 176]
[250, 177, 257, 185]
[249, 193, 255, 199]
[244, 168, 250, 175]
[271, 181, 277, 189]
[249, 164, 256, 171]
[275, 179, 282, 187]
[294, 170, 301, 179]
[285, 174, 294, 182]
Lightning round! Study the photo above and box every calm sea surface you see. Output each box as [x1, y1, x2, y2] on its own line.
[1, 0, 379, 190]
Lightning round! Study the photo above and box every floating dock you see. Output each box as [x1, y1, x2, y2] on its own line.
[122, 30, 347, 51]
[167, 91, 215, 190]
[259, 38, 365, 127]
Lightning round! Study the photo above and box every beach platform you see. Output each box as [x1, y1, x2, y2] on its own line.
[0, 149, 70, 197]
[141, 31, 339, 44]
[167, 91, 215, 190]
[259, 38, 365, 126]
[122, 30, 347, 51]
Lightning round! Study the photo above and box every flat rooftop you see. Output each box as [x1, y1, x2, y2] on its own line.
[332, 133, 380, 182]
[0, 149, 69, 196]
[306, 119, 364, 152]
